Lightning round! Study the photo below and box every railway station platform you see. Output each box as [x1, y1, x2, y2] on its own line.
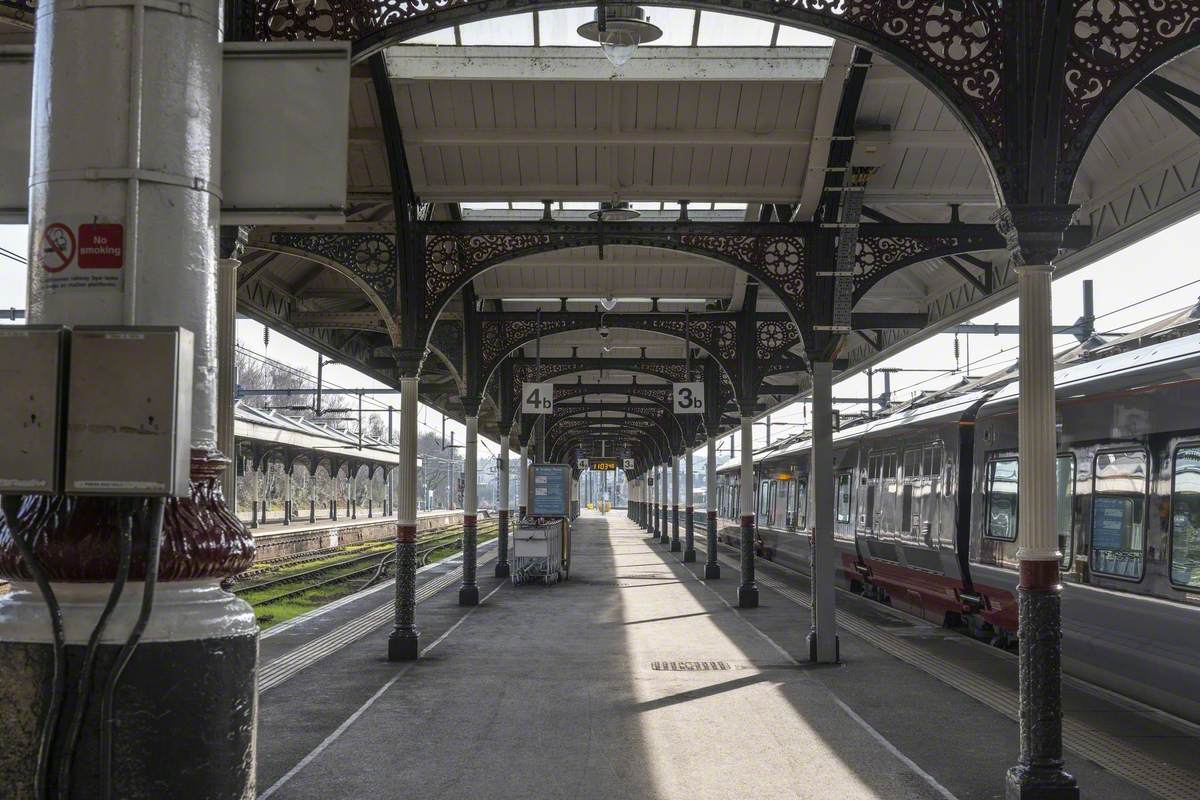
[255, 512, 1198, 800]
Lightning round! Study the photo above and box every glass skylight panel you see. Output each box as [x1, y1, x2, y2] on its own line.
[459, 14, 534, 45]
[537, 8, 594, 46]
[641, 7, 697, 46]
[402, 28, 456, 45]
[775, 25, 835, 46]
[697, 11, 774, 46]
[460, 201, 510, 210]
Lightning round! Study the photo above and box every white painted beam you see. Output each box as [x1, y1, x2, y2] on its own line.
[384, 45, 829, 83]
[403, 183, 999, 204]
[362, 128, 974, 149]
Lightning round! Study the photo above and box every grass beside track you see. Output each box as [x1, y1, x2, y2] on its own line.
[248, 529, 498, 630]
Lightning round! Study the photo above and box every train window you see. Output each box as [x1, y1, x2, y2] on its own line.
[1056, 455, 1075, 568]
[758, 480, 771, 518]
[901, 484, 914, 532]
[1170, 446, 1200, 589]
[795, 480, 808, 529]
[1091, 450, 1147, 581]
[985, 458, 1019, 541]
[983, 455, 1074, 554]
[836, 473, 852, 524]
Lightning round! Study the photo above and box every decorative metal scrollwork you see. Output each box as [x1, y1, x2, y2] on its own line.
[270, 231, 396, 302]
[425, 233, 553, 316]
[0, 0, 35, 19]
[755, 319, 802, 363]
[852, 235, 960, 296]
[678, 233, 806, 311]
[1064, 0, 1200, 143]
[254, 0, 1006, 150]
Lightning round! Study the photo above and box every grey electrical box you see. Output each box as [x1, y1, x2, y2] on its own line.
[0, 326, 70, 493]
[65, 327, 193, 497]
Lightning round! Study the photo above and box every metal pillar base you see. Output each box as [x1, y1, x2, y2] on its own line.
[0, 583, 256, 799]
[494, 562, 511, 578]
[670, 539, 681, 552]
[1006, 581, 1077, 800]
[388, 631, 420, 661]
[738, 584, 759, 608]
[704, 563, 721, 579]
[458, 585, 480, 606]
[1005, 767, 1079, 800]
[806, 629, 840, 664]
[682, 549, 696, 562]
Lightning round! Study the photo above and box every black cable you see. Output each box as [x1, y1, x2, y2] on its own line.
[100, 497, 165, 800]
[56, 504, 134, 798]
[1, 494, 64, 800]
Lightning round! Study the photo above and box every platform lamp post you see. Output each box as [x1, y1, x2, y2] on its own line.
[996, 207, 1080, 800]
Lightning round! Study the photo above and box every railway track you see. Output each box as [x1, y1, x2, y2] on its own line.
[236, 520, 499, 608]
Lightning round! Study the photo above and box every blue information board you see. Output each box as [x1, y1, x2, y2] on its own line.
[1092, 496, 1129, 550]
[529, 463, 571, 517]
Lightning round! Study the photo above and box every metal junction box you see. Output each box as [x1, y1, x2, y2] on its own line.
[0, 326, 70, 493]
[65, 327, 193, 497]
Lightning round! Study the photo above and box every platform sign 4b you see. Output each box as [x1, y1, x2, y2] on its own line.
[673, 382, 704, 414]
[522, 382, 554, 414]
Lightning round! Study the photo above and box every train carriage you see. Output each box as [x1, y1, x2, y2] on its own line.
[714, 330, 1200, 724]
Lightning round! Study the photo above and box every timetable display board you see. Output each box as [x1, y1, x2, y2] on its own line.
[530, 463, 571, 517]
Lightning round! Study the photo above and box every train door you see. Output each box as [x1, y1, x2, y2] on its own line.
[779, 479, 795, 529]
[794, 478, 809, 530]
[919, 443, 944, 548]
[861, 452, 882, 532]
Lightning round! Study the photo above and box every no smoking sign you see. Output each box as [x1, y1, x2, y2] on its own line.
[41, 223, 75, 273]
[39, 220, 125, 293]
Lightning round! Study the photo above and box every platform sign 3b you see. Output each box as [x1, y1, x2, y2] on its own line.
[673, 382, 704, 414]
[522, 382, 554, 414]
[623, 458, 635, 470]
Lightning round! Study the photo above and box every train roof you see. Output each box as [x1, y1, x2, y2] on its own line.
[716, 329, 1200, 475]
[981, 330, 1200, 411]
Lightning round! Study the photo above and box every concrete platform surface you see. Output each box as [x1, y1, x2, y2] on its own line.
[256, 513, 1168, 800]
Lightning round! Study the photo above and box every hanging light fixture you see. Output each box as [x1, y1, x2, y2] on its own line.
[588, 201, 640, 222]
[578, 3, 662, 68]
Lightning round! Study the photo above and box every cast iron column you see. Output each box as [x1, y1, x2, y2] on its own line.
[0, 0, 258, 793]
[658, 464, 669, 544]
[1006, 257, 1079, 800]
[670, 455, 681, 552]
[495, 430, 511, 577]
[809, 361, 839, 662]
[705, 436, 720, 578]
[458, 413, 480, 606]
[684, 444, 696, 562]
[389, 374, 420, 660]
[738, 415, 758, 608]
[518, 444, 528, 518]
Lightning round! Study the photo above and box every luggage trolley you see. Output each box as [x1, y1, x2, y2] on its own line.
[513, 463, 573, 585]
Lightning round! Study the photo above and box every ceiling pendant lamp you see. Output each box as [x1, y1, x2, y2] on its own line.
[578, 3, 663, 68]
[588, 201, 640, 222]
